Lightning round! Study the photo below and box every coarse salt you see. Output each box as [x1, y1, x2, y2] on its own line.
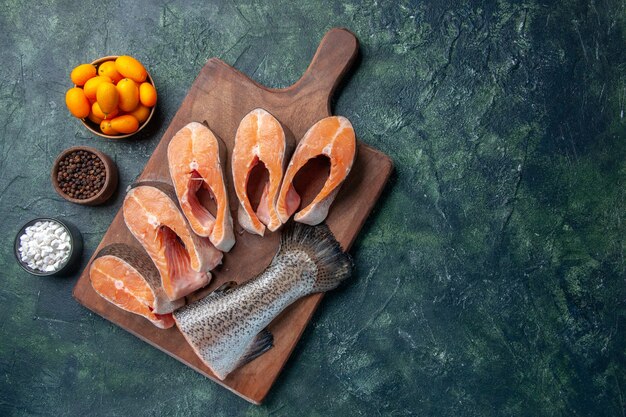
[18, 221, 71, 273]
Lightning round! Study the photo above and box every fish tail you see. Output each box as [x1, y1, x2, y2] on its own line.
[279, 223, 353, 293]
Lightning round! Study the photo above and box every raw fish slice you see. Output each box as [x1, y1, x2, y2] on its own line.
[276, 116, 356, 225]
[123, 182, 222, 300]
[174, 223, 352, 380]
[232, 108, 294, 236]
[89, 244, 185, 329]
[168, 122, 235, 252]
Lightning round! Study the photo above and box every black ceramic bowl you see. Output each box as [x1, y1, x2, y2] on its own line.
[14, 218, 83, 277]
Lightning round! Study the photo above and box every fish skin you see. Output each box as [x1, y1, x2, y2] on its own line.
[173, 223, 352, 380]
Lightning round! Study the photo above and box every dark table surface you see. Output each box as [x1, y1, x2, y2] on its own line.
[2, 1, 625, 416]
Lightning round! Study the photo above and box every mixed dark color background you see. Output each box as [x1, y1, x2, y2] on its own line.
[1, 1, 625, 416]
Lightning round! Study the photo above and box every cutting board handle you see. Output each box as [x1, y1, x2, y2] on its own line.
[289, 28, 359, 110]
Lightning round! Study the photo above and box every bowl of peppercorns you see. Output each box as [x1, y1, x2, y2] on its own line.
[51, 146, 118, 205]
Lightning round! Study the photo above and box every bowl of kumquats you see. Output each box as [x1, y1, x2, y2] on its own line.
[65, 55, 157, 139]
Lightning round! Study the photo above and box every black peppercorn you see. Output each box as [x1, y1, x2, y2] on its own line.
[57, 150, 106, 199]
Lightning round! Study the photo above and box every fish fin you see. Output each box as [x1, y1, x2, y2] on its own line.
[214, 280, 238, 293]
[279, 223, 353, 293]
[235, 328, 274, 368]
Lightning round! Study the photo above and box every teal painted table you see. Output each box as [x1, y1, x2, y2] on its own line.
[1, 1, 625, 416]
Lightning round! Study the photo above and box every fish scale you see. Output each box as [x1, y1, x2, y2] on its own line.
[174, 223, 352, 380]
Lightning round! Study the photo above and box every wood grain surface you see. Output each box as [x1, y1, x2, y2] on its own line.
[73, 28, 393, 404]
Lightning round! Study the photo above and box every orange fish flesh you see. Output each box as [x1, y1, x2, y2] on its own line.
[168, 122, 235, 252]
[89, 244, 185, 329]
[231, 108, 295, 235]
[276, 116, 356, 225]
[123, 182, 222, 300]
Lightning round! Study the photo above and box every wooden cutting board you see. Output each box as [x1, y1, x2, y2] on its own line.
[73, 28, 393, 404]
